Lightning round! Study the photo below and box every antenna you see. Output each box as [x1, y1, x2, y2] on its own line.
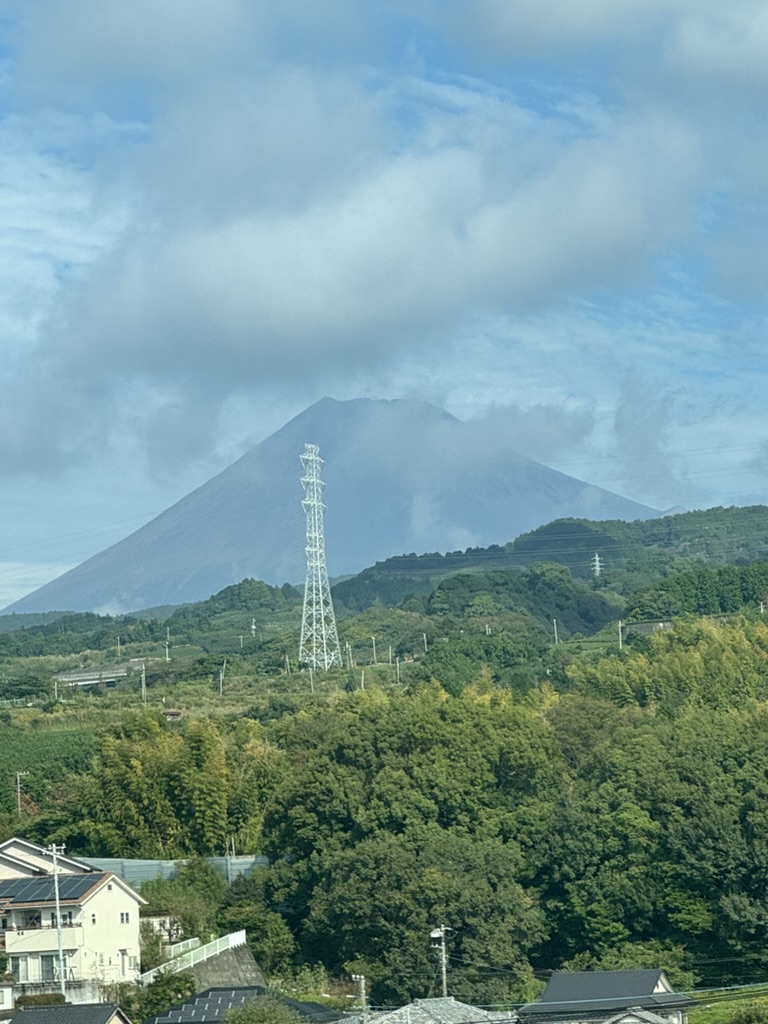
[299, 443, 342, 670]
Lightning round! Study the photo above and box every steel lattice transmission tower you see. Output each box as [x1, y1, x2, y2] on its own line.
[299, 443, 342, 670]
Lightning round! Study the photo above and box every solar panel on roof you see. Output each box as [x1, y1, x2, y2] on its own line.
[0, 872, 103, 904]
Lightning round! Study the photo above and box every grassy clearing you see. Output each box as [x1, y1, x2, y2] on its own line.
[691, 987, 768, 1024]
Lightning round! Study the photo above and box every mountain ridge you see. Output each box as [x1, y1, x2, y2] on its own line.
[5, 396, 659, 613]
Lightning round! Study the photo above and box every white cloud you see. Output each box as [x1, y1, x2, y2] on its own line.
[0, 0, 767, 572]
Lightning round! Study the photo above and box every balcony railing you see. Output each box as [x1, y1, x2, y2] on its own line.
[4, 921, 78, 931]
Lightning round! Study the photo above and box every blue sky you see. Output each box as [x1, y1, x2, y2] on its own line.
[1, 1, 768, 606]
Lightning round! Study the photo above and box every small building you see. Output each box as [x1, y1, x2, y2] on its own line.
[519, 970, 695, 1024]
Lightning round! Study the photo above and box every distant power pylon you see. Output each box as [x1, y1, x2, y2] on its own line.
[298, 443, 342, 670]
[592, 552, 603, 578]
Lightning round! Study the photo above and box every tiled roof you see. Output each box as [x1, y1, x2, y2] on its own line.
[343, 997, 514, 1024]
[519, 971, 694, 1019]
[8, 1002, 130, 1024]
[142, 988, 342, 1024]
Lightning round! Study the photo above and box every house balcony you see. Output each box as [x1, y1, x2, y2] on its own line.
[3, 923, 84, 955]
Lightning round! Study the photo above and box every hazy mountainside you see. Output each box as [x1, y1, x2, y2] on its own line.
[6, 397, 657, 614]
[334, 506, 768, 610]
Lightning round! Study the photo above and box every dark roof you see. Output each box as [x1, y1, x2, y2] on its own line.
[520, 971, 695, 1019]
[8, 1004, 130, 1024]
[142, 987, 342, 1024]
[0, 873, 106, 907]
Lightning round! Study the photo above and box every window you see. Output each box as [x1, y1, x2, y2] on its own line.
[10, 956, 28, 983]
[41, 955, 56, 982]
[120, 912, 130, 924]
[91, 914, 96, 925]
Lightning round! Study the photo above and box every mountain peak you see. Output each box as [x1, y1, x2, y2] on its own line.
[5, 397, 658, 613]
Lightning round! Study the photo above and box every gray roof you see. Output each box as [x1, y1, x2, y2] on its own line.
[8, 1004, 131, 1024]
[142, 987, 342, 1024]
[519, 971, 694, 1019]
[343, 997, 514, 1024]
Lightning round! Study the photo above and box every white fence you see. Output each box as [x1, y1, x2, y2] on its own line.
[139, 930, 246, 986]
[166, 937, 201, 959]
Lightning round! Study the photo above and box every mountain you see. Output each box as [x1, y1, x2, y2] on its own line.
[4, 397, 659, 613]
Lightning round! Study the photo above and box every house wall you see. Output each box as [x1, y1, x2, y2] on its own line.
[3, 879, 142, 1005]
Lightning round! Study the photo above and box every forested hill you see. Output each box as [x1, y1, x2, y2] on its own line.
[333, 505, 768, 610]
[8, 512, 768, 1005]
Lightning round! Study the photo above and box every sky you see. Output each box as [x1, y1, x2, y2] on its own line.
[2, 0, 768, 606]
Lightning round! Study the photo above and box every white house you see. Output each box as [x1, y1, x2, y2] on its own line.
[0, 838, 146, 1007]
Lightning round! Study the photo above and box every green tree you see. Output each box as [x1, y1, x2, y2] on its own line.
[225, 997, 301, 1024]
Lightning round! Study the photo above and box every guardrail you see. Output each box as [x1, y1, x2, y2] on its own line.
[139, 929, 246, 986]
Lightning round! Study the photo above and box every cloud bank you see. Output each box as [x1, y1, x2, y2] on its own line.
[0, 0, 767, 549]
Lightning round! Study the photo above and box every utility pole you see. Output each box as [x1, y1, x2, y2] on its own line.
[219, 660, 227, 696]
[618, 620, 623, 651]
[298, 444, 342, 670]
[15, 771, 29, 815]
[430, 925, 451, 997]
[47, 843, 67, 997]
[553, 619, 559, 645]
[141, 662, 147, 703]
[371, 636, 377, 664]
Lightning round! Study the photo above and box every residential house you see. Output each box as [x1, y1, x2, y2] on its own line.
[142, 986, 343, 1024]
[7, 1004, 133, 1024]
[0, 838, 145, 1007]
[519, 970, 695, 1024]
[0, 840, 94, 882]
[342, 996, 515, 1024]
